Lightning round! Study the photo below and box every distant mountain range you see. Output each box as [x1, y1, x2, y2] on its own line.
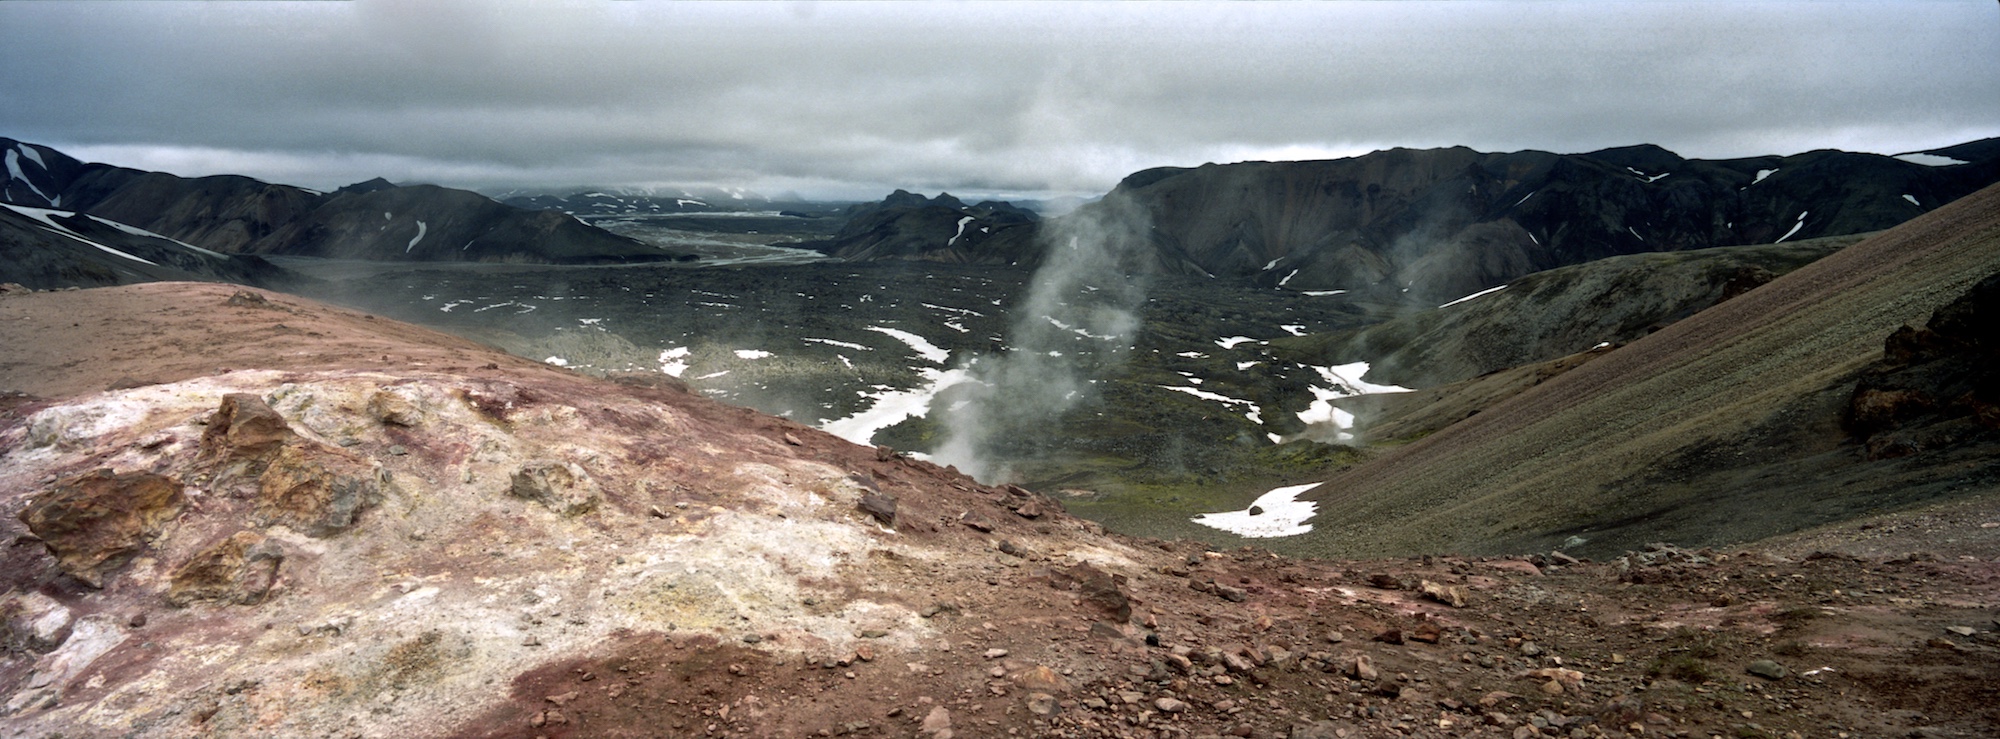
[813, 139, 2000, 303]
[0, 138, 694, 289]
[797, 190, 1041, 263]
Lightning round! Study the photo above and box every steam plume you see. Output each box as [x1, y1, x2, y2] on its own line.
[930, 196, 1154, 482]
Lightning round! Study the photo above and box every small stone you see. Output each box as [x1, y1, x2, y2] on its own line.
[1746, 659, 1788, 680]
[1409, 622, 1443, 644]
[858, 493, 897, 526]
[1519, 642, 1544, 657]
[1026, 692, 1058, 716]
[1013, 665, 1070, 692]
[1324, 630, 1346, 644]
[1944, 626, 1976, 637]
[1540, 679, 1564, 695]
[1419, 580, 1469, 608]
[1155, 697, 1188, 713]
[1375, 629, 1405, 645]
[983, 648, 1009, 659]
[1349, 654, 1378, 681]
[742, 634, 763, 644]
[783, 433, 803, 446]
[386, 445, 408, 456]
[920, 706, 952, 736]
[859, 629, 889, 639]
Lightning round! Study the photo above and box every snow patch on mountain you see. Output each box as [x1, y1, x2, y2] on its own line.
[405, 221, 428, 253]
[1439, 284, 1507, 309]
[1895, 153, 1969, 167]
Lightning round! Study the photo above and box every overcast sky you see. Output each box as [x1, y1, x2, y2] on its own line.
[3, 1, 1996, 201]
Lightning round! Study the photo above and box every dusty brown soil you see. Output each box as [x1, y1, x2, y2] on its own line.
[0, 284, 1995, 739]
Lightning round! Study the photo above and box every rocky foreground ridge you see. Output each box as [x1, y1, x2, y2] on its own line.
[1, 283, 1997, 738]
[1, 284, 1996, 739]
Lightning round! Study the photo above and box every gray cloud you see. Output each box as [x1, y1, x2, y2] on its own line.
[3, 1, 1995, 200]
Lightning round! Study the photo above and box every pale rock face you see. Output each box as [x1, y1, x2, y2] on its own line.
[0, 363, 1134, 737]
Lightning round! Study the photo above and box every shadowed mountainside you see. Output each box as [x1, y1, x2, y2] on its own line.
[0, 204, 299, 291]
[1288, 182, 2000, 560]
[1096, 142, 2000, 303]
[810, 141, 2000, 306]
[1279, 233, 1868, 389]
[0, 138, 693, 266]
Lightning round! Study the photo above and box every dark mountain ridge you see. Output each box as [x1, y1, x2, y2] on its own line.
[1090, 141, 2000, 303]
[797, 188, 1041, 263]
[0, 204, 298, 290]
[0, 138, 693, 266]
[810, 140, 2000, 305]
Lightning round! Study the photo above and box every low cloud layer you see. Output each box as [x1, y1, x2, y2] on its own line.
[4, 1, 1995, 199]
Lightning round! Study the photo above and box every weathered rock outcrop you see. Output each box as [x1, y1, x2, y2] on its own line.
[198, 392, 384, 536]
[1846, 270, 2000, 459]
[17, 469, 185, 588]
[165, 530, 285, 607]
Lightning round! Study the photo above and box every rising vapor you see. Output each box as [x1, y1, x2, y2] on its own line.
[930, 195, 1155, 482]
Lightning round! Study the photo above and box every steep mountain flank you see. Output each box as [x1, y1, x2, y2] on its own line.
[248, 182, 688, 263]
[1073, 140, 2000, 303]
[0, 205, 297, 290]
[0, 138, 694, 267]
[1289, 182, 2000, 560]
[801, 190, 1040, 263]
[3, 283, 1997, 739]
[1283, 234, 1865, 389]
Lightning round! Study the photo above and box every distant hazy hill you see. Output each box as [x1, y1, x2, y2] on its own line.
[0, 138, 694, 266]
[798, 189, 1041, 263]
